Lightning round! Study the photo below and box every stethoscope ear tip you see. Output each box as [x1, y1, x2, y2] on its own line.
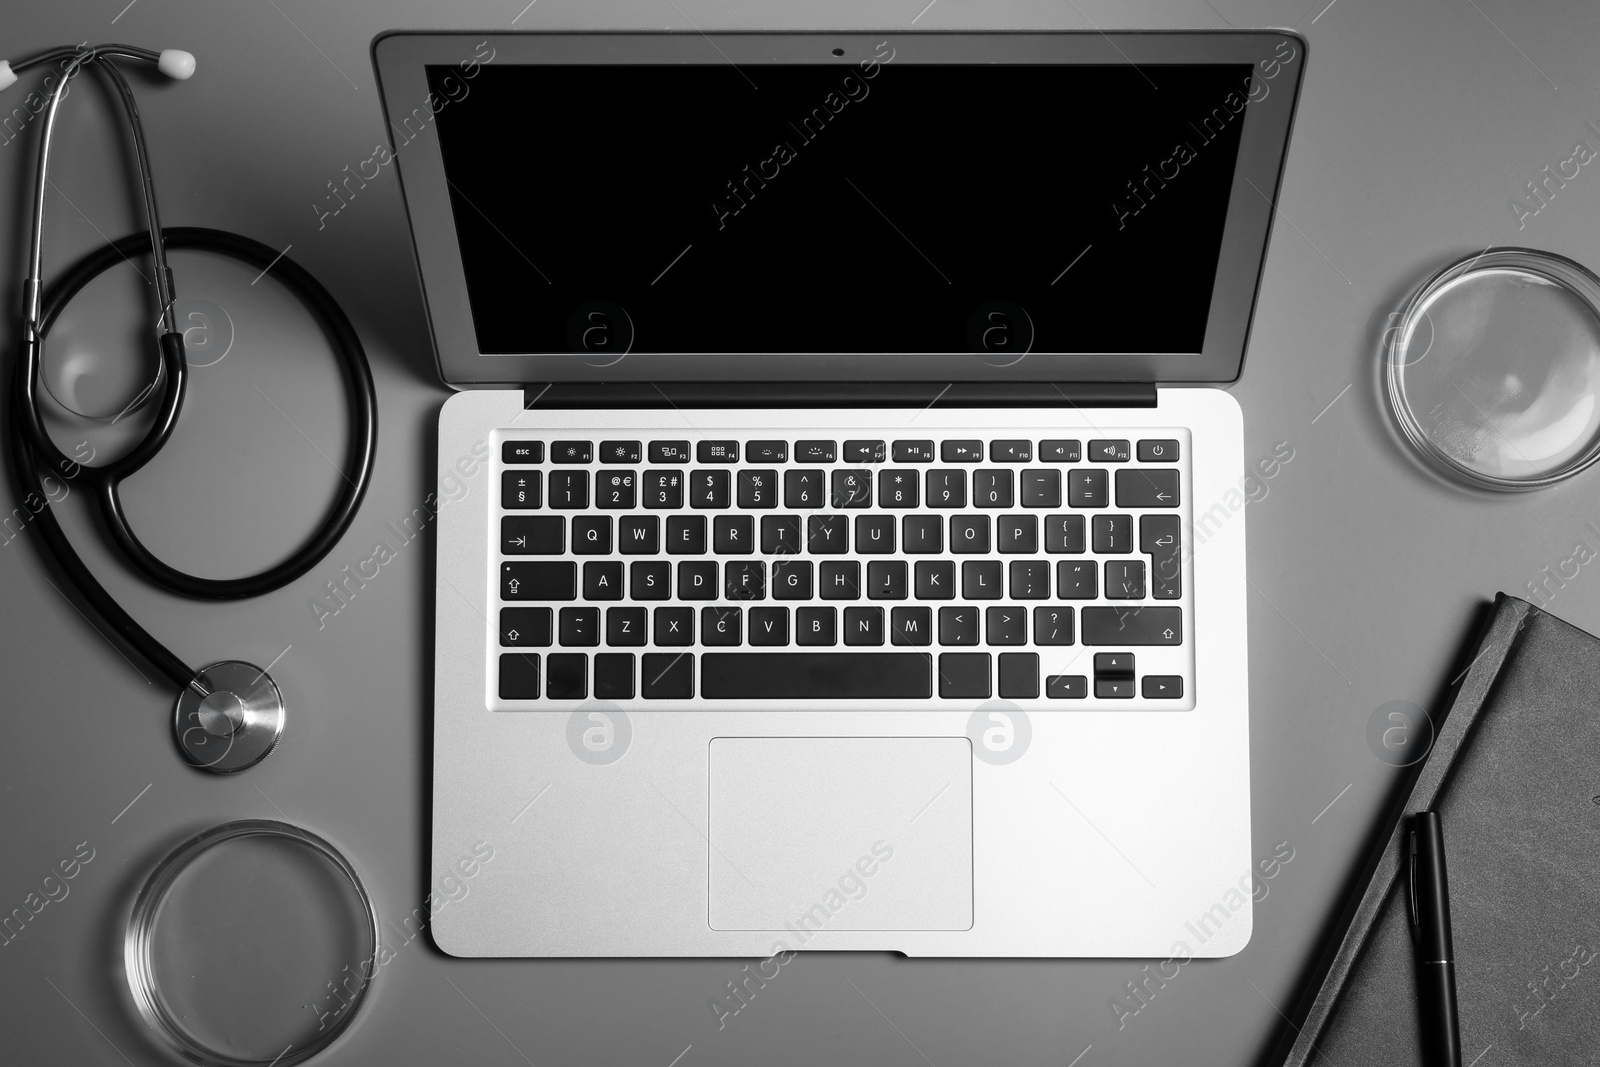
[0, 61, 17, 92]
[157, 49, 195, 81]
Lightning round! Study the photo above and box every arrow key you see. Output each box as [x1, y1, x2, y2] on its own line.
[1141, 675, 1184, 699]
[1115, 468, 1179, 508]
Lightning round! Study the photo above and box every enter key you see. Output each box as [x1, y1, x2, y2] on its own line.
[1140, 514, 1182, 600]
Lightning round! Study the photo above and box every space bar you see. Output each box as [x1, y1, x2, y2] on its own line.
[701, 653, 933, 699]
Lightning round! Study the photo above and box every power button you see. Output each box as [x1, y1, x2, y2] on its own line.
[1137, 439, 1179, 462]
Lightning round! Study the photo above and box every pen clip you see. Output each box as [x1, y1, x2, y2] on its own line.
[1406, 826, 1421, 943]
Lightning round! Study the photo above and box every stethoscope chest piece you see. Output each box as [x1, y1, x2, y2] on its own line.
[174, 661, 284, 773]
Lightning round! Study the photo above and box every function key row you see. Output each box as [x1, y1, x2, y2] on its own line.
[503, 468, 1179, 511]
[503, 439, 1180, 465]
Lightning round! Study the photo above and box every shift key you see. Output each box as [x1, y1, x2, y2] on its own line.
[502, 562, 576, 601]
[1080, 606, 1182, 645]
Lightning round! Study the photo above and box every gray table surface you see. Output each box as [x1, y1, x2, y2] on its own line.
[3, 1, 1597, 1065]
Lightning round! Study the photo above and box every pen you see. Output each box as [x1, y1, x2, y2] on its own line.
[1409, 811, 1462, 1067]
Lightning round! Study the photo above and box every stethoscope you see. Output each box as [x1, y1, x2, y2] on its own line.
[5, 44, 378, 773]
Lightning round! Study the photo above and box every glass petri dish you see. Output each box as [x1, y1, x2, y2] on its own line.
[125, 821, 377, 1067]
[1384, 248, 1600, 490]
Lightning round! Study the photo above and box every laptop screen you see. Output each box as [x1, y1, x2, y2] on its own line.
[426, 57, 1256, 357]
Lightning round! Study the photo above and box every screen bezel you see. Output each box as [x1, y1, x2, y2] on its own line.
[372, 30, 1305, 386]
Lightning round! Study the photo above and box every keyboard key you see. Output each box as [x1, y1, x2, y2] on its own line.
[701, 652, 932, 698]
[1045, 514, 1086, 553]
[594, 653, 635, 699]
[1021, 469, 1061, 508]
[949, 515, 990, 554]
[795, 440, 836, 462]
[502, 562, 575, 601]
[678, 560, 718, 600]
[997, 515, 1038, 553]
[856, 515, 895, 554]
[499, 653, 540, 699]
[939, 606, 979, 645]
[1046, 674, 1087, 698]
[595, 471, 636, 509]
[831, 469, 872, 508]
[653, 607, 693, 645]
[738, 470, 778, 509]
[973, 470, 1013, 508]
[1104, 560, 1147, 600]
[866, 560, 907, 600]
[572, 515, 611, 554]
[914, 560, 954, 600]
[818, 561, 860, 600]
[749, 606, 790, 646]
[785, 469, 826, 508]
[499, 607, 551, 647]
[1092, 515, 1133, 554]
[1057, 561, 1097, 599]
[642, 652, 693, 697]
[990, 440, 1033, 462]
[942, 440, 982, 463]
[690, 470, 730, 508]
[1088, 439, 1130, 463]
[559, 608, 599, 647]
[986, 606, 1027, 645]
[1095, 653, 1136, 677]
[1034, 607, 1074, 645]
[630, 561, 670, 600]
[747, 440, 789, 463]
[1143, 675, 1183, 698]
[600, 441, 641, 464]
[998, 652, 1039, 698]
[697, 440, 740, 463]
[502, 516, 562, 555]
[644, 470, 684, 509]
[1141, 515, 1182, 600]
[1115, 468, 1180, 508]
[1137, 439, 1179, 462]
[649, 440, 690, 463]
[552, 441, 592, 463]
[549, 470, 588, 509]
[772, 560, 813, 600]
[606, 608, 646, 646]
[703, 606, 742, 645]
[501, 470, 542, 509]
[1067, 468, 1107, 508]
[926, 470, 966, 508]
[796, 606, 837, 645]
[1080, 606, 1182, 645]
[1039, 439, 1081, 463]
[892, 440, 935, 462]
[903, 515, 942, 553]
[502, 441, 543, 464]
[714, 515, 754, 555]
[583, 561, 622, 600]
[618, 515, 659, 554]
[666, 515, 706, 554]
[963, 560, 1003, 600]
[1010, 560, 1050, 599]
[878, 470, 920, 508]
[1096, 678, 1136, 699]
[844, 607, 885, 645]
[891, 606, 932, 645]
[938, 652, 991, 698]
[808, 516, 848, 554]
[724, 561, 766, 600]
[844, 440, 886, 463]
[761, 515, 802, 555]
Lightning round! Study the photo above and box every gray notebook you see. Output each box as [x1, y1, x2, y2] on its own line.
[1277, 594, 1600, 1067]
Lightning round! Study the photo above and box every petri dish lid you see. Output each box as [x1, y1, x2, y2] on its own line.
[125, 820, 377, 1067]
[1384, 247, 1600, 490]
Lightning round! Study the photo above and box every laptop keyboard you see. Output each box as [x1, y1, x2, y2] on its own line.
[491, 429, 1191, 707]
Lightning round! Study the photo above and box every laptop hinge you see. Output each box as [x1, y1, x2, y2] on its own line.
[523, 381, 1157, 410]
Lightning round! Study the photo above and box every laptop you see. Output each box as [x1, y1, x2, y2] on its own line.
[373, 29, 1304, 957]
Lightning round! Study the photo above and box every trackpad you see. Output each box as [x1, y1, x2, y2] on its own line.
[708, 737, 973, 931]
